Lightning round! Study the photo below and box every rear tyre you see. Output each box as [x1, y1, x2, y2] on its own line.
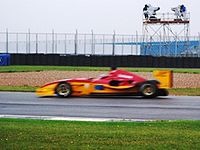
[55, 82, 72, 98]
[140, 83, 157, 98]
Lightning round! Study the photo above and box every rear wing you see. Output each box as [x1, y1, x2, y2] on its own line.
[153, 70, 173, 89]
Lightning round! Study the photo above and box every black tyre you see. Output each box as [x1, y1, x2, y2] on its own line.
[140, 83, 157, 98]
[55, 82, 72, 98]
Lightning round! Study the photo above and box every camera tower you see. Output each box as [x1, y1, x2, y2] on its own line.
[142, 12, 190, 56]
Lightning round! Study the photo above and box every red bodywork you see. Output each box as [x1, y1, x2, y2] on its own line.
[92, 69, 146, 85]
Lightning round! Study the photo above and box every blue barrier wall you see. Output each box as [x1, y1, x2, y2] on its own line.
[140, 41, 199, 56]
[0, 54, 10, 66]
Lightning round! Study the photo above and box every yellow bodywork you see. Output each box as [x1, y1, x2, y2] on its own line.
[91, 84, 137, 94]
[68, 83, 137, 96]
[36, 83, 58, 97]
[35, 82, 90, 97]
[36, 82, 138, 97]
[153, 70, 173, 89]
[36, 70, 173, 97]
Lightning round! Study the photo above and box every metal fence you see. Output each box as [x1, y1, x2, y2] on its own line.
[0, 30, 200, 57]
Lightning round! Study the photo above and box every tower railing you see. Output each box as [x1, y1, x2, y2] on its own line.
[143, 13, 190, 24]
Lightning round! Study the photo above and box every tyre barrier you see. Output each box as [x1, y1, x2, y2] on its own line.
[10, 54, 200, 68]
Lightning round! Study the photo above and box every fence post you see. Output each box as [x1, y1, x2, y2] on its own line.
[36, 33, 38, 54]
[131, 35, 134, 55]
[52, 29, 54, 53]
[103, 35, 105, 55]
[112, 31, 115, 56]
[28, 29, 31, 53]
[55, 33, 57, 54]
[26, 31, 28, 54]
[93, 33, 96, 55]
[74, 30, 78, 55]
[16, 33, 18, 53]
[6, 29, 8, 53]
[84, 34, 86, 55]
[65, 34, 67, 54]
[122, 35, 124, 55]
[136, 31, 138, 55]
[46, 33, 48, 54]
[91, 30, 94, 55]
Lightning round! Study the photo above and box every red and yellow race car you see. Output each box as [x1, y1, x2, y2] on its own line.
[36, 69, 173, 98]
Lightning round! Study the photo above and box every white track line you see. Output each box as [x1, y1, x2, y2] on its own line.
[0, 114, 154, 122]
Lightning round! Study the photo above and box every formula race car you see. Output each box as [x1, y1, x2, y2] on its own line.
[36, 69, 172, 98]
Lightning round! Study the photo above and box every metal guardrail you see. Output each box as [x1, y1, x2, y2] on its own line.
[0, 30, 200, 57]
[0, 31, 142, 55]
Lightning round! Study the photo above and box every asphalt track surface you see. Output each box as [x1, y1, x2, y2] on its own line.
[0, 92, 200, 120]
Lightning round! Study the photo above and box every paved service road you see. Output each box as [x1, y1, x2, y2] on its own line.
[0, 92, 200, 120]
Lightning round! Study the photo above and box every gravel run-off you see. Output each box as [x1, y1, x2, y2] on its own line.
[0, 71, 200, 88]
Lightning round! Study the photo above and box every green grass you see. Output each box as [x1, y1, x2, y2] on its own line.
[0, 118, 200, 149]
[0, 86, 200, 96]
[0, 65, 200, 73]
[169, 88, 200, 96]
[0, 66, 110, 72]
[0, 86, 37, 92]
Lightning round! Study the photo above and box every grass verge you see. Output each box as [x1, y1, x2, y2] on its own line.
[0, 118, 200, 149]
[0, 65, 200, 73]
[0, 86, 200, 96]
[169, 88, 200, 96]
[0, 86, 37, 92]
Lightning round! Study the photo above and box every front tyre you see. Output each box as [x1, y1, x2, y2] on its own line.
[140, 83, 157, 98]
[55, 82, 72, 98]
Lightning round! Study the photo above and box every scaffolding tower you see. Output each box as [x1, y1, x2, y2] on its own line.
[142, 13, 190, 56]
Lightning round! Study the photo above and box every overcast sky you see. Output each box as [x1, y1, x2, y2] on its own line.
[0, 0, 199, 35]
